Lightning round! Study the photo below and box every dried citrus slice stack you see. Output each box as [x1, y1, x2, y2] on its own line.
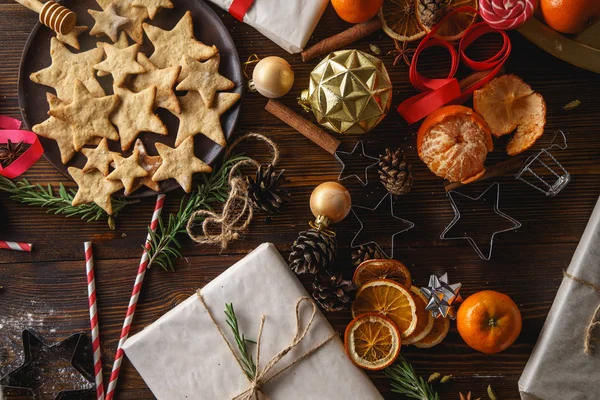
[379, 0, 426, 42]
[474, 75, 547, 156]
[353, 259, 412, 288]
[417, 105, 493, 183]
[416, 0, 478, 41]
[414, 315, 451, 348]
[352, 279, 418, 338]
[402, 286, 435, 345]
[344, 313, 401, 370]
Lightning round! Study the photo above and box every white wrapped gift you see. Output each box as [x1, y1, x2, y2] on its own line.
[123, 243, 383, 399]
[208, 0, 328, 53]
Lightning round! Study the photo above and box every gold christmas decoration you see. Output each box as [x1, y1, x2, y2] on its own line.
[300, 49, 392, 134]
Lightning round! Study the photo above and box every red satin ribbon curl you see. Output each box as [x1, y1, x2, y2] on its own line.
[228, 0, 254, 21]
[0, 116, 44, 178]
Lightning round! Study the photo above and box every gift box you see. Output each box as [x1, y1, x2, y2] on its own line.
[519, 196, 600, 399]
[208, 0, 328, 53]
[122, 243, 383, 399]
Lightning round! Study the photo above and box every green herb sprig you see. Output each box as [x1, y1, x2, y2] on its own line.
[225, 303, 257, 380]
[385, 357, 440, 400]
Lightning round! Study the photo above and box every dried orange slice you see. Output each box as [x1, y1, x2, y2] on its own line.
[416, 0, 478, 41]
[353, 259, 412, 288]
[379, 0, 426, 42]
[413, 315, 450, 348]
[344, 313, 401, 370]
[352, 279, 418, 338]
[403, 286, 435, 345]
[417, 105, 493, 184]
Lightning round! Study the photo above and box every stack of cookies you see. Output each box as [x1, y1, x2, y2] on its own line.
[30, 0, 241, 215]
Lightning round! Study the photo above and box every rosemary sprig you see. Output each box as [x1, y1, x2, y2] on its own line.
[145, 154, 249, 271]
[384, 357, 441, 400]
[224, 303, 257, 380]
[0, 176, 135, 229]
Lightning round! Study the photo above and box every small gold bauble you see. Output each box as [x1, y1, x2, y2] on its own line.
[252, 56, 295, 98]
[309, 182, 352, 225]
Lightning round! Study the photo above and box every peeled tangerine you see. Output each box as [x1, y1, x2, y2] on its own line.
[474, 74, 547, 156]
[417, 105, 493, 184]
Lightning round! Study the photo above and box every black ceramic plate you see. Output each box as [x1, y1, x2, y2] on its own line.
[18, 0, 243, 197]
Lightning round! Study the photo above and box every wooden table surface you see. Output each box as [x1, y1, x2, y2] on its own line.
[1, 1, 599, 399]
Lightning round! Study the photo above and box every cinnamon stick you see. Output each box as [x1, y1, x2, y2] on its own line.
[444, 157, 524, 192]
[301, 18, 383, 62]
[265, 99, 340, 155]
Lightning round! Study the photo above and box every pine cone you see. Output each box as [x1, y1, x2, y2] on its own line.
[246, 164, 290, 213]
[312, 272, 356, 312]
[378, 148, 413, 196]
[351, 244, 384, 267]
[288, 228, 337, 275]
[417, 0, 446, 30]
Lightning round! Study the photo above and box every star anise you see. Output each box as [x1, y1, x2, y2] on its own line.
[388, 39, 415, 67]
[0, 140, 25, 168]
[459, 392, 481, 400]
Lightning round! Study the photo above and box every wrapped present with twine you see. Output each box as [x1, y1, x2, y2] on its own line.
[519, 196, 600, 399]
[122, 243, 383, 399]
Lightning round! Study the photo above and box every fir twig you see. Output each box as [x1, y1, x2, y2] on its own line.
[384, 357, 440, 400]
[0, 176, 136, 229]
[224, 303, 257, 380]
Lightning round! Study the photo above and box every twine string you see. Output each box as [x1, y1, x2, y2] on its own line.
[563, 271, 600, 355]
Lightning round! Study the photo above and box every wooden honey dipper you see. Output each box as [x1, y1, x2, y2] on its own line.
[14, 0, 76, 35]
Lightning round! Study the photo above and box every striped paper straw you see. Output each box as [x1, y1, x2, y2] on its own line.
[85, 241, 105, 400]
[0, 241, 32, 252]
[106, 194, 166, 400]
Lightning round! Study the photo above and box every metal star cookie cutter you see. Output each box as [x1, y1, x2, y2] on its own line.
[0, 330, 95, 399]
[333, 140, 379, 186]
[515, 130, 570, 197]
[350, 192, 415, 259]
[440, 182, 521, 260]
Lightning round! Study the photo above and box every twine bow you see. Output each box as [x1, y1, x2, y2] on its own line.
[563, 271, 600, 355]
[197, 293, 336, 400]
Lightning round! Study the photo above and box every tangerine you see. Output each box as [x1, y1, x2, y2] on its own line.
[540, 0, 600, 34]
[332, 0, 384, 24]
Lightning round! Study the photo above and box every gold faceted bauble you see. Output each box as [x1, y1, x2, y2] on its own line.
[304, 49, 392, 134]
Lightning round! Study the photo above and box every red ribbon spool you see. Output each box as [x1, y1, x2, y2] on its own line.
[0, 116, 44, 178]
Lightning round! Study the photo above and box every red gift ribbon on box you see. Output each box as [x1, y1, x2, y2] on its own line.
[0, 116, 44, 178]
[229, 0, 254, 21]
[397, 6, 511, 124]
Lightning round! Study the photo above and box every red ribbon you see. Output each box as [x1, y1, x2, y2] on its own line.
[228, 0, 254, 21]
[0, 116, 44, 178]
[397, 7, 511, 124]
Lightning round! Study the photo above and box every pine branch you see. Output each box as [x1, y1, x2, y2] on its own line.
[224, 303, 257, 380]
[384, 357, 440, 400]
[0, 176, 136, 229]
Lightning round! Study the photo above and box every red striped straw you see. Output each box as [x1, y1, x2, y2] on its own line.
[85, 241, 105, 400]
[0, 241, 32, 252]
[106, 194, 166, 400]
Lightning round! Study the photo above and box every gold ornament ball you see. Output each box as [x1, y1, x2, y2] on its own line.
[252, 56, 295, 98]
[302, 49, 392, 134]
[310, 182, 352, 224]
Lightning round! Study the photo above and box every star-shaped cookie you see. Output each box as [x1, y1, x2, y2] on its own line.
[143, 11, 217, 69]
[127, 139, 162, 192]
[131, 0, 173, 19]
[107, 150, 149, 195]
[88, 3, 129, 42]
[33, 94, 77, 164]
[172, 91, 240, 147]
[176, 55, 234, 108]
[131, 53, 181, 114]
[30, 38, 105, 102]
[81, 138, 119, 176]
[97, 0, 148, 44]
[56, 25, 88, 50]
[152, 136, 211, 192]
[96, 31, 129, 77]
[68, 167, 123, 215]
[48, 80, 119, 151]
[95, 42, 145, 86]
[111, 85, 167, 151]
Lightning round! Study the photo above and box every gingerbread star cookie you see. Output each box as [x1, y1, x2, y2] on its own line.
[131, 0, 173, 19]
[143, 11, 217, 69]
[97, 0, 149, 44]
[127, 139, 162, 192]
[172, 91, 240, 147]
[107, 150, 149, 195]
[131, 53, 181, 114]
[176, 55, 234, 108]
[68, 167, 123, 215]
[152, 136, 212, 193]
[81, 138, 119, 176]
[88, 3, 130, 42]
[95, 42, 145, 86]
[30, 38, 105, 102]
[111, 85, 167, 151]
[56, 25, 88, 51]
[33, 94, 77, 164]
[48, 80, 119, 151]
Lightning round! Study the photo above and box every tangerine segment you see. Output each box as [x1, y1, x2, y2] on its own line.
[413, 315, 450, 348]
[352, 279, 418, 338]
[417, 105, 493, 184]
[402, 286, 435, 345]
[344, 313, 401, 370]
[353, 259, 412, 288]
[380, 0, 426, 42]
[506, 93, 546, 156]
[417, 0, 478, 41]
